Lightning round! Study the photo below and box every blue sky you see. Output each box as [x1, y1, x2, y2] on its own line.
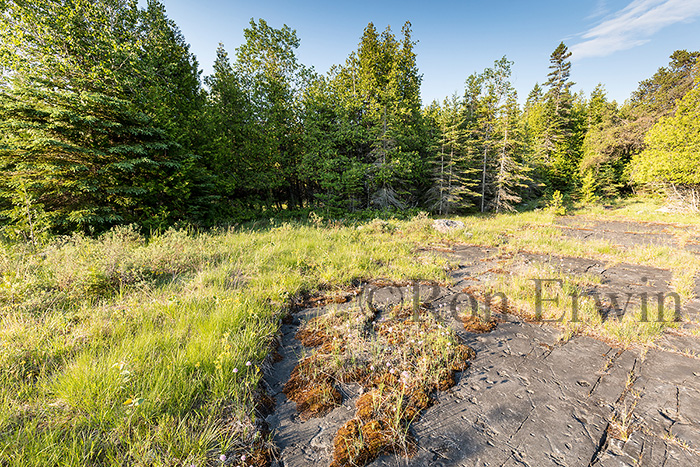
[156, 0, 700, 105]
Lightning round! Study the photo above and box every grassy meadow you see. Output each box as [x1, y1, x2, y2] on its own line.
[0, 218, 448, 466]
[1, 199, 698, 465]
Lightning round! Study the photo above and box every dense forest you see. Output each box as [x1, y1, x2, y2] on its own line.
[1, 0, 699, 236]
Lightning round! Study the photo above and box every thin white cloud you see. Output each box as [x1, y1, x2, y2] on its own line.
[571, 0, 700, 60]
[586, 0, 610, 20]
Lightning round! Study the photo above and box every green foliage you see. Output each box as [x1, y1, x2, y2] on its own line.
[547, 190, 568, 216]
[581, 50, 700, 201]
[0, 180, 51, 246]
[540, 42, 582, 192]
[632, 68, 700, 206]
[0, 219, 448, 465]
[425, 94, 479, 214]
[579, 170, 599, 205]
[1, 3, 697, 229]
[0, 0, 206, 232]
[579, 84, 626, 197]
[461, 57, 532, 213]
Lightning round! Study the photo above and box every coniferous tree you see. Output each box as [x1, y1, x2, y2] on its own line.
[579, 84, 623, 199]
[312, 21, 428, 211]
[542, 42, 580, 191]
[201, 44, 254, 218]
[462, 57, 530, 212]
[0, 0, 196, 231]
[426, 95, 478, 214]
[491, 91, 530, 212]
[234, 18, 306, 209]
[522, 83, 549, 192]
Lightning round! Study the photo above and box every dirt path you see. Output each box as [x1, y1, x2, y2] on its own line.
[263, 219, 700, 467]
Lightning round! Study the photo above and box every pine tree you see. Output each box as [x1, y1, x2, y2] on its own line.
[545, 43, 574, 118]
[0, 0, 191, 232]
[542, 42, 580, 191]
[427, 95, 478, 214]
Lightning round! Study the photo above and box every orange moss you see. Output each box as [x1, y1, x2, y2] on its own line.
[284, 286, 478, 466]
[436, 368, 456, 391]
[450, 344, 476, 372]
[356, 391, 379, 421]
[241, 444, 274, 467]
[331, 418, 396, 467]
[460, 315, 498, 333]
[405, 385, 432, 411]
[295, 327, 335, 347]
[283, 364, 342, 419]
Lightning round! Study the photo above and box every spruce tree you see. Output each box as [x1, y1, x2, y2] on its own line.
[542, 42, 580, 191]
[0, 0, 192, 232]
[491, 91, 530, 212]
[427, 95, 478, 214]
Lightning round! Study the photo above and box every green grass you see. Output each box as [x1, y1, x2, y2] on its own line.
[487, 262, 681, 346]
[575, 196, 700, 225]
[0, 220, 448, 466]
[447, 206, 700, 305]
[1, 199, 698, 465]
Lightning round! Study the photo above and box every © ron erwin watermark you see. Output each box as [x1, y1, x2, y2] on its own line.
[357, 277, 683, 324]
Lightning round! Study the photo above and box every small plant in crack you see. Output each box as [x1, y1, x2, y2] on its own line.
[609, 398, 639, 441]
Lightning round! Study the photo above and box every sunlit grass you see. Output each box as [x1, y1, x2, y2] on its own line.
[0, 219, 449, 466]
[488, 262, 682, 346]
[575, 196, 700, 225]
[447, 207, 699, 306]
[1, 199, 698, 464]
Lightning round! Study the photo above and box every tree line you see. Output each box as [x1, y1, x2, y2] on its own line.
[1, 0, 698, 235]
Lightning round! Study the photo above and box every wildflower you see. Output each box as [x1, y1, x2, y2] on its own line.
[246, 361, 252, 367]
[241, 454, 247, 462]
[389, 368, 395, 374]
[401, 371, 410, 381]
[370, 365, 375, 371]
[219, 454, 227, 462]
[386, 362, 392, 367]
[233, 368, 238, 373]
[195, 362, 200, 368]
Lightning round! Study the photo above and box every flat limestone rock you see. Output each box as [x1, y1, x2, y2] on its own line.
[433, 219, 466, 233]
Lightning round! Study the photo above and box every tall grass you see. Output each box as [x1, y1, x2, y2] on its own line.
[0, 219, 448, 466]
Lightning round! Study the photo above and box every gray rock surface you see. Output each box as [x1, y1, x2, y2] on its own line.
[266, 219, 700, 466]
[433, 219, 466, 233]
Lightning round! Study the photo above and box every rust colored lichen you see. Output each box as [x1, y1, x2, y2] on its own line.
[283, 362, 342, 419]
[460, 314, 498, 333]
